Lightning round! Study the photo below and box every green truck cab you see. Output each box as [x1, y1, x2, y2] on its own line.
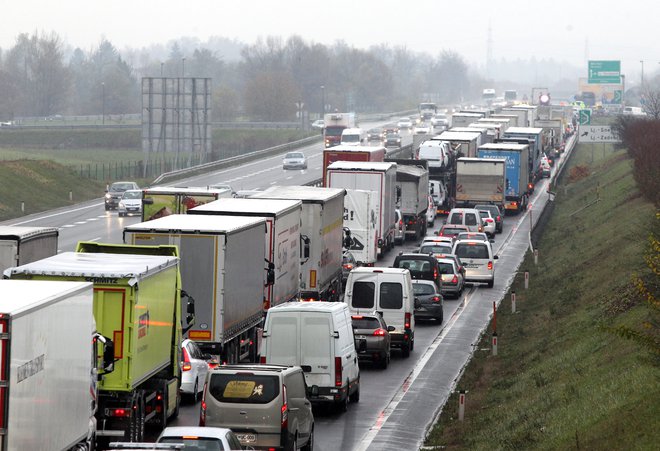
[4, 242, 191, 445]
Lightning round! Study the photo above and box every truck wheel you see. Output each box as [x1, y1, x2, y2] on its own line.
[349, 378, 360, 403]
[130, 393, 146, 442]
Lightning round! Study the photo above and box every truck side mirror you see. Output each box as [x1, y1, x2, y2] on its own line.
[143, 197, 154, 205]
[180, 290, 196, 332]
[265, 260, 275, 286]
[343, 229, 352, 249]
[95, 334, 115, 374]
[301, 235, 311, 259]
[396, 186, 402, 202]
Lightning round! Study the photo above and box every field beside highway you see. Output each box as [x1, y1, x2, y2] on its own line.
[425, 144, 659, 449]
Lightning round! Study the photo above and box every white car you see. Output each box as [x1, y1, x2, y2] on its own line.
[282, 151, 308, 169]
[478, 209, 496, 238]
[426, 195, 436, 226]
[311, 119, 325, 129]
[180, 339, 210, 402]
[397, 117, 413, 129]
[158, 426, 243, 450]
[414, 125, 431, 134]
[117, 189, 143, 217]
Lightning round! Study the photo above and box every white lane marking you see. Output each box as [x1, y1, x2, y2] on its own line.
[270, 181, 277, 184]
[286, 176, 293, 180]
[355, 287, 477, 451]
[61, 224, 75, 228]
[74, 221, 86, 225]
[87, 218, 99, 221]
[9, 202, 104, 225]
[88, 237, 101, 242]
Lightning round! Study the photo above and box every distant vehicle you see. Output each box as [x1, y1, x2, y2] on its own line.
[456, 232, 491, 243]
[482, 89, 496, 104]
[385, 132, 402, 148]
[157, 426, 243, 450]
[418, 102, 438, 120]
[341, 127, 367, 146]
[117, 189, 143, 217]
[105, 181, 140, 211]
[412, 279, 444, 322]
[392, 252, 443, 290]
[282, 151, 308, 169]
[368, 128, 384, 141]
[397, 117, 413, 129]
[180, 339, 210, 402]
[504, 90, 517, 102]
[622, 106, 647, 116]
[437, 224, 470, 239]
[324, 112, 357, 148]
[394, 208, 405, 244]
[540, 156, 551, 178]
[352, 313, 394, 369]
[418, 242, 453, 255]
[208, 183, 236, 196]
[414, 125, 431, 135]
[446, 207, 484, 233]
[311, 119, 325, 129]
[430, 114, 449, 130]
[426, 195, 436, 226]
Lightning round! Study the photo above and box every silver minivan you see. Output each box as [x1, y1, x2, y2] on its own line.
[452, 239, 498, 288]
[200, 364, 315, 450]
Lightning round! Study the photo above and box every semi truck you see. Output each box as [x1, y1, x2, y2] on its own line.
[251, 186, 346, 302]
[451, 112, 484, 128]
[502, 127, 545, 182]
[0, 226, 58, 273]
[435, 130, 482, 158]
[326, 161, 397, 257]
[454, 157, 506, 210]
[141, 186, 233, 222]
[124, 214, 268, 363]
[477, 143, 531, 214]
[388, 159, 429, 241]
[322, 145, 386, 186]
[188, 198, 302, 309]
[342, 189, 379, 266]
[324, 112, 357, 148]
[4, 248, 186, 445]
[0, 280, 113, 451]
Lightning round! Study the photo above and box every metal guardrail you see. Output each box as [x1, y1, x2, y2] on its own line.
[152, 135, 323, 185]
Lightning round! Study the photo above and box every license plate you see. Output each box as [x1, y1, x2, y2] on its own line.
[356, 335, 366, 340]
[236, 433, 257, 444]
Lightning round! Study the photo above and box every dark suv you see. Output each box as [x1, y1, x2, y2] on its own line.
[474, 204, 503, 233]
[392, 252, 443, 290]
[105, 181, 140, 210]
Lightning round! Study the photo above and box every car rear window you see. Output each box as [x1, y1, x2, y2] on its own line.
[352, 317, 380, 330]
[412, 283, 435, 295]
[208, 374, 279, 404]
[438, 262, 454, 274]
[420, 245, 452, 254]
[352, 281, 375, 309]
[159, 437, 225, 451]
[380, 283, 403, 309]
[449, 213, 463, 224]
[455, 243, 490, 259]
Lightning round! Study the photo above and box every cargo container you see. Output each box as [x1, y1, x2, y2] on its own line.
[0, 226, 58, 273]
[141, 186, 233, 222]
[477, 143, 531, 214]
[455, 158, 506, 209]
[342, 189, 379, 266]
[322, 145, 385, 187]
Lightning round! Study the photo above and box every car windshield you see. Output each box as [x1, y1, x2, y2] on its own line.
[386, 133, 398, 138]
[159, 437, 224, 451]
[111, 183, 135, 191]
[412, 283, 435, 295]
[208, 374, 279, 404]
[342, 134, 360, 143]
[285, 152, 303, 159]
[122, 191, 141, 199]
[352, 317, 380, 330]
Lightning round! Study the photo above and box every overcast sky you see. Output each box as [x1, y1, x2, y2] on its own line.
[1, 0, 656, 81]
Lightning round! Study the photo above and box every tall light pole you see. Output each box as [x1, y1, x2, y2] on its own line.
[640, 60, 644, 86]
[182, 57, 186, 77]
[160, 62, 164, 77]
[101, 82, 105, 125]
[320, 85, 325, 120]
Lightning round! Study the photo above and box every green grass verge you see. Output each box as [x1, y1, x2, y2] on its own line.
[424, 143, 659, 450]
[0, 160, 107, 220]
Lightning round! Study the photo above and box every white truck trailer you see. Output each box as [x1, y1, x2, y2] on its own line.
[0, 280, 98, 451]
[343, 189, 380, 266]
[455, 157, 506, 210]
[124, 214, 268, 363]
[326, 161, 397, 257]
[189, 198, 302, 309]
[390, 160, 429, 241]
[250, 186, 346, 302]
[0, 226, 58, 273]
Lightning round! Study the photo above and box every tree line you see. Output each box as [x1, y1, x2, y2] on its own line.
[0, 32, 492, 122]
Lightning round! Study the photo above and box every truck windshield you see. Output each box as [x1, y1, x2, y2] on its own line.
[325, 126, 344, 137]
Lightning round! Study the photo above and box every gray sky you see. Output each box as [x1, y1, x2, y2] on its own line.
[1, 0, 656, 80]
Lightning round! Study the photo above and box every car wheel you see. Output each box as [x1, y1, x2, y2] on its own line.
[487, 279, 494, 288]
[301, 426, 314, 451]
[105, 205, 110, 211]
[349, 379, 360, 403]
[380, 351, 390, 369]
[337, 389, 349, 413]
[436, 313, 444, 324]
[286, 433, 298, 451]
[192, 379, 199, 403]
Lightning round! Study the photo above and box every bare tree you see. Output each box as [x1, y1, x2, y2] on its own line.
[641, 85, 660, 119]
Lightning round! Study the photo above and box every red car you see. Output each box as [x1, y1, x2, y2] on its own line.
[436, 224, 470, 239]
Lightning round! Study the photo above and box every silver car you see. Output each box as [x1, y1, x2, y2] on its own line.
[117, 189, 142, 217]
[158, 426, 243, 450]
[452, 239, 498, 288]
[282, 151, 308, 170]
[436, 257, 465, 298]
[201, 364, 315, 450]
[180, 339, 210, 402]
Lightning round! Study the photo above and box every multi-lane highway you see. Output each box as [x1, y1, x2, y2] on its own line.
[1, 122, 571, 450]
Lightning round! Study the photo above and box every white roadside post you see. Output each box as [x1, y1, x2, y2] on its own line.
[458, 390, 467, 421]
[511, 290, 516, 313]
[524, 270, 529, 290]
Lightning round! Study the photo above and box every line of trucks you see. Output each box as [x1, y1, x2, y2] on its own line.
[0, 160, 432, 449]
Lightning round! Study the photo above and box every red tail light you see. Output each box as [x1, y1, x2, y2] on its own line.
[528, 183, 534, 189]
[199, 384, 207, 426]
[433, 267, 438, 280]
[111, 408, 130, 418]
[281, 384, 288, 428]
[432, 296, 442, 303]
[260, 356, 266, 364]
[485, 218, 494, 223]
[451, 275, 458, 284]
[487, 261, 493, 270]
[373, 328, 386, 336]
[335, 357, 343, 387]
[496, 216, 501, 221]
[343, 263, 353, 271]
[404, 312, 411, 329]
[182, 347, 192, 371]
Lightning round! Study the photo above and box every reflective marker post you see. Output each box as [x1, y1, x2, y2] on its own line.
[492, 332, 498, 356]
[524, 271, 529, 290]
[511, 291, 516, 313]
[534, 248, 538, 266]
[458, 390, 466, 421]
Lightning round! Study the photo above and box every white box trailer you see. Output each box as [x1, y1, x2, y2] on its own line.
[0, 226, 58, 273]
[394, 163, 429, 240]
[124, 214, 267, 362]
[451, 112, 484, 128]
[189, 198, 302, 308]
[343, 189, 379, 266]
[501, 107, 529, 127]
[455, 157, 506, 209]
[327, 161, 397, 257]
[490, 114, 521, 127]
[436, 130, 483, 158]
[250, 186, 346, 302]
[0, 280, 95, 451]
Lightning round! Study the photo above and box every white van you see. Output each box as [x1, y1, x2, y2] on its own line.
[343, 267, 416, 357]
[452, 238, 498, 287]
[418, 140, 449, 170]
[446, 207, 484, 233]
[261, 302, 360, 412]
[341, 128, 367, 146]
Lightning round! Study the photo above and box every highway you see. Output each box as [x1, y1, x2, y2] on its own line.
[1, 121, 570, 451]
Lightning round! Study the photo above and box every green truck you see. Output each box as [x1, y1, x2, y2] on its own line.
[4, 242, 193, 446]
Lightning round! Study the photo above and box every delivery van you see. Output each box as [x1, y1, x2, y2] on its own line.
[261, 302, 360, 412]
[343, 267, 416, 357]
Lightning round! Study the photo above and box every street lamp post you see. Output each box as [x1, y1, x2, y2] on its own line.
[101, 82, 105, 125]
[320, 85, 325, 120]
[182, 57, 186, 77]
[640, 60, 644, 86]
[160, 62, 164, 77]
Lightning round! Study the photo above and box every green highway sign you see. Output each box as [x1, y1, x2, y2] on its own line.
[613, 90, 623, 104]
[588, 60, 621, 84]
[579, 109, 592, 125]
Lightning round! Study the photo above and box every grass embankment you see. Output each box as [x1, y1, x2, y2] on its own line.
[424, 144, 659, 450]
[0, 160, 106, 220]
